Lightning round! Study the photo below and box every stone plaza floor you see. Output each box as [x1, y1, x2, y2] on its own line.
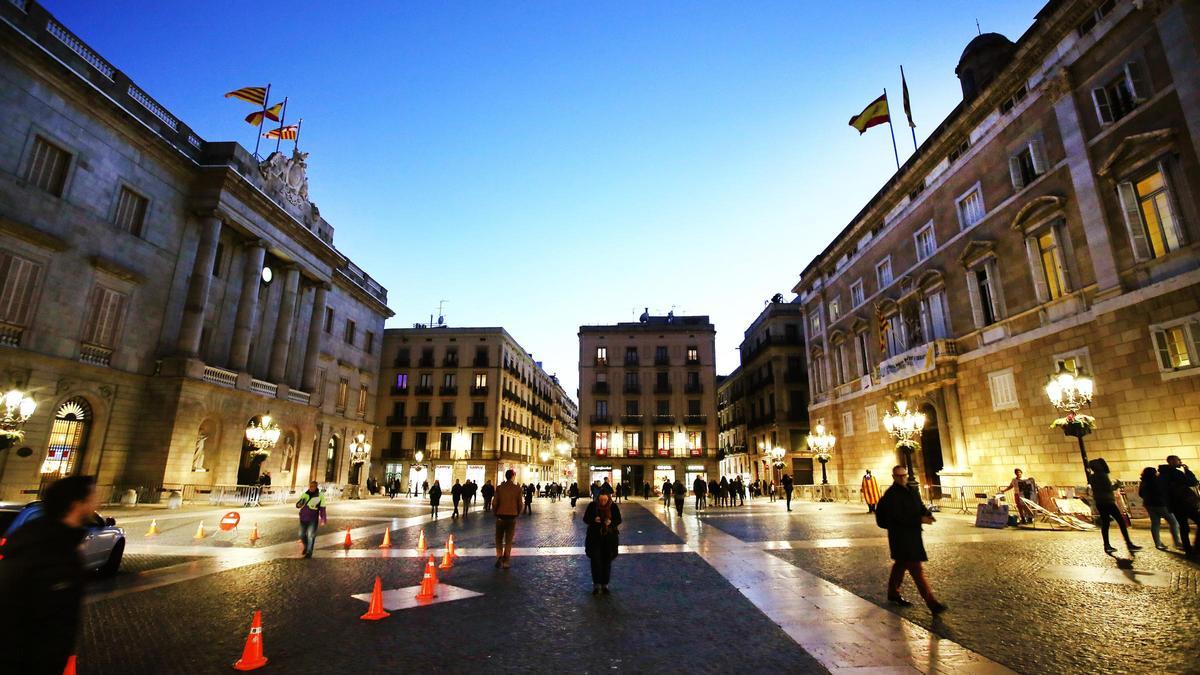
[72, 493, 1199, 673]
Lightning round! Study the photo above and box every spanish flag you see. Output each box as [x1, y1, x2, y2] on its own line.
[244, 102, 284, 127]
[224, 86, 268, 107]
[263, 125, 299, 140]
[849, 93, 890, 134]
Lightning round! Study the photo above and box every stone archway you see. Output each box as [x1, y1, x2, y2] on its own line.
[39, 397, 93, 492]
[918, 403, 944, 499]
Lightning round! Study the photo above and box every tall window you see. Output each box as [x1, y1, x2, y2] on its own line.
[625, 399, 639, 415]
[850, 279, 864, 308]
[594, 432, 609, 456]
[24, 136, 71, 196]
[1032, 229, 1069, 301]
[919, 290, 949, 340]
[0, 252, 42, 331]
[40, 398, 91, 477]
[884, 313, 906, 357]
[474, 372, 487, 388]
[595, 346, 607, 364]
[624, 432, 640, 457]
[364, 331, 375, 354]
[809, 310, 821, 336]
[957, 186, 986, 229]
[1091, 62, 1149, 125]
[419, 373, 432, 388]
[656, 431, 672, 456]
[1151, 315, 1200, 374]
[876, 258, 893, 288]
[655, 345, 669, 364]
[336, 378, 349, 411]
[1009, 139, 1047, 190]
[966, 261, 1004, 328]
[394, 373, 409, 390]
[344, 320, 356, 346]
[81, 286, 127, 348]
[687, 431, 702, 457]
[1118, 165, 1184, 261]
[829, 298, 841, 323]
[324, 307, 334, 333]
[686, 346, 699, 363]
[625, 346, 639, 364]
[357, 385, 368, 415]
[325, 437, 338, 482]
[914, 223, 936, 261]
[443, 372, 457, 388]
[833, 342, 848, 384]
[114, 187, 149, 237]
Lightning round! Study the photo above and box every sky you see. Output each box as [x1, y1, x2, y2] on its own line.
[47, 0, 1044, 397]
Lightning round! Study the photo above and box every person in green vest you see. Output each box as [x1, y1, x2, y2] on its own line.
[296, 481, 327, 558]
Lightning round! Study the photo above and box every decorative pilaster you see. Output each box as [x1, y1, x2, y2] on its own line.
[228, 240, 267, 371]
[175, 214, 222, 357]
[301, 282, 330, 393]
[1153, 1, 1200, 165]
[268, 265, 301, 383]
[940, 381, 969, 472]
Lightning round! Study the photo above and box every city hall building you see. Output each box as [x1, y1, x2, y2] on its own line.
[793, 0, 1200, 492]
[0, 1, 392, 497]
[373, 326, 578, 491]
[577, 313, 719, 490]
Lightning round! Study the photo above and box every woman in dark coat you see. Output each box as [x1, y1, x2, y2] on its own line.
[428, 480, 442, 519]
[1088, 458, 1141, 555]
[672, 478, 686, 515]
[875, 465, 945, 613]
[583, 492, 622, 594]
[568, 482, 580, 507]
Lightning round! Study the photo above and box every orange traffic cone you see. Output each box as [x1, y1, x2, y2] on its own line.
[427, 554, 439, 586]
[416, 557, 438, 600]
[248, 523, 261, 545]
[343, 527, 353, 549]
[232, 610, 268, 671]
[145, 519, 159, 537]
[62, 655, 76, 675]
[379, 528, 391, 549]
[447, 534, 458, 559]
[193, 522, 206, 540]
[438, 548, 454, 570]
[416, 529, 426, 554]
[359, 576, 391, 620]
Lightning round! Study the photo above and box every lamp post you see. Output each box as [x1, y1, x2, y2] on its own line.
[769, 445, 786, 484]
[244, 413, 281, 455]
[1045, 365, 1095, 479]
[883, 400, 925, 494]
[806, 423, 836, 502]
[0, 389, 37, 451]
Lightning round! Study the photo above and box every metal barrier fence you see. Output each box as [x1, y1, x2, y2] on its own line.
[0, 482, 350, 508]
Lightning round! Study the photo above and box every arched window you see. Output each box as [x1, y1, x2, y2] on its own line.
[41, 398, 92, 477]
[325, 435, 339, 482]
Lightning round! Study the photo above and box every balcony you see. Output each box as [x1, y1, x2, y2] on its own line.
[436, 415, 458, 426]
[414, 385, 434, 396]
[684, 414, 707, 426]
[385, 415, 408, 426]
[470, 386, 489, 396]
[594, 358, 608, 367]
[474, 355, 490, 367]
[654, 355, 670, 366]
[439, 385, 458, 396]
[592, 382, 610, 394]
[418, 356, 434, 367]
[653, 414, 675, 425]
[410, 415, 433, 426]
[684, 382, 703, 394]
[393, 356, 410, 367]
[382, 445, 410, 460]
[467, 415, 488, 427]
[784, 369, 805, 383]
[590, 415, 612, 425]
[620, 414, 644, 426]
[653, 383, 672, 394]
[748, 411, 776, 428]
[623, 383, 641, 394]
[390, 385, 408, 396]
[443, 355, 459, 367]
[624, 357, 640, 366]
[877, 339, 959, 386]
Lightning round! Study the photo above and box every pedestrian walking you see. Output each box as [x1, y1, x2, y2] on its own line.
[999, 468, 1037, 524]
[709, 478, 720, 506]
[662, 478, 673, 510]
[494, 469, 522, 568]
[861, 470, 880, 513]
[390, 477, 401, 499]
[422, 479, 429, 497]
[583, 491, 622, 594]
[429, 480, 442, 519]
[768, 480, 776, 502]
[672, 478, 686, 515]
[569, 482, 580, 507]
[523, 483, 534, 514]
[694, 475, 707, 510]
[295, 480, 327, 558]
[1163, 455, 1199, 558]
[600, 477, 615, 497]
[0, 475, 97, 674]
[643, 482, 651, 500]
[451, 479, 463, 518]
[875, 465, 947, 613]
[735, 477, 746, 506]
[1087, 458, 1141, 556]
[482, 479, 495, 512]
[782, 474, 794, 511]
[1140, 466, 1181, 551]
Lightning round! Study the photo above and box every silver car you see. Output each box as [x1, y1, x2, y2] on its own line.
[0, 501, 126, 576]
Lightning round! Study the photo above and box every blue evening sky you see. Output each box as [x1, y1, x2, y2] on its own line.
[46, 0, 1043, 396]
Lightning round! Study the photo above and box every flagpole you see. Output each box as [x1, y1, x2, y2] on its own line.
[901, 66, 917, 152]
[294, 118, 303, 152]
[274, 97, 289, 154]
[884, 89, 900, 171]
[252, 83, 270, 160]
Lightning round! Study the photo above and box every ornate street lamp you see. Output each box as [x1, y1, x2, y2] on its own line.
[769, 445, 786, 468]
[349, 432, 372, 465]
[883, 400, 925, 492]
[0, 389, 36, 451]
[1045, 365, 1095, 478]
[245, 413, 281, 457]
[413, 449, 426, 470]
[806, 423, 836, 502]
[556, 441, 571, 456]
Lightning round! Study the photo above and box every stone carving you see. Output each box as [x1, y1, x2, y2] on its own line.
[1040, 67, 1072, 103]
[260, 149, 309, 203]
[281, 435, 295, 473]
[192, 432, 209, 472]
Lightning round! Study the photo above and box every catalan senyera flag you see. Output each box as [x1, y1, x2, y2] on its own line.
[244, 102, 284, 127]
[224, 86, 268, 107]
[849, 93, 890, 134]
[875, 302, 888, 355]
[263, 125, 299, 140]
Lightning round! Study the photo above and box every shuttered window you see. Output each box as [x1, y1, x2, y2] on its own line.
[1117, 164, 1184, 261]
[0, 252, 42, 326]
[1151, 316, 1200, 374]
[1009, 138, 1047, 190]
[114, 187, 149, 237]
[24, 136, 71, 196]
[956, 187, 986, 229]
[988, 369, 1019, 410]
[81, 286, 127, 348]
[1092, 61, 1150, 125]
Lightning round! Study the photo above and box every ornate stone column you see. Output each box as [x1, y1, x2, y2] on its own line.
[301, 282, 330, 393]
[228, 240, 267, 371]
[175, 214, 223, 357]
[268, 265, 301, 382]
[940, 381, 969, 471]
[1153, 1, 1200, 164]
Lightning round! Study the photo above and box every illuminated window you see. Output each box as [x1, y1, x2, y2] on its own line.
[656, 431, 672, 456]
[40, 398, 91, 476]
[1118, 164, 1184, 261]
[687, 431, 702, 457]
[594, 431, 609, 456]
[1151, 317, 1200, 374]
[625, 432, 640, 457]
[595, 346, 607, 364]
[336, 378, 349, 412]
[1032, 229, 1069, 302]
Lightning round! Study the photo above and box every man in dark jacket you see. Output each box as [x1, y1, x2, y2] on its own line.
[661, 479, 673, 510]
[694, 476, 707, 510]
[875, 465, 946, 613]
[481, 479, 496, 511]
[0, 475, 97, 674]
[782, 473, 794, 511]
[451, 479, 463, 518]
[1164, 455, 1199, 558]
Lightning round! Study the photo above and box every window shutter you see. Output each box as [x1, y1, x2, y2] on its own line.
[929, 291, 948, 339]
[0, 254, 41, 326]
[1156, 160, 1187, 247]
[1009, 155, 1025, 191]
[1124, 61, 1149, 102]
[1152, 330, 1173, 370]
[1029, 138, 1047, 175]
[1116, 181, 1152, 260]
[1091, 88, 1114, 124]
[965, 272, 984, 329]
[1187, 322, 1200, 365]
[1024, 237, 1050, 304]
[986, 260, 1007, 319]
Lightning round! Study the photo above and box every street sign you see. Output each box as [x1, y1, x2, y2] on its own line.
[219, 511, 241, 532]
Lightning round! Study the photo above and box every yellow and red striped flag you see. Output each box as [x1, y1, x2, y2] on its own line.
[263, 125, 299, 140]
[244, 102, 284, 127]
[849, 93, 890, 134]
[224, 86, 268, 106]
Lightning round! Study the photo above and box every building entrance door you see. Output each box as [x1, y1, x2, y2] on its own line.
[622, 465, 644, 495]
[919, 404, 944, 499]
[653, 467, 676, 489]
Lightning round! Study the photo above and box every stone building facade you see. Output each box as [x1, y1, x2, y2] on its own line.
[793, 0, 1200, 492]
[0, 0, 392, 497]
[372, 327, 577, 491]
[577, 314, 719, 491]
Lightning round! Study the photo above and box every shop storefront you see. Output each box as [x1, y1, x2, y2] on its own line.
[434, 464, 453, 488]
[684, 463, 708, 488]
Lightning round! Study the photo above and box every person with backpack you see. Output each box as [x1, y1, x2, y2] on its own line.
[296, 481, 327, 558]
[875, 465, 946, 613]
